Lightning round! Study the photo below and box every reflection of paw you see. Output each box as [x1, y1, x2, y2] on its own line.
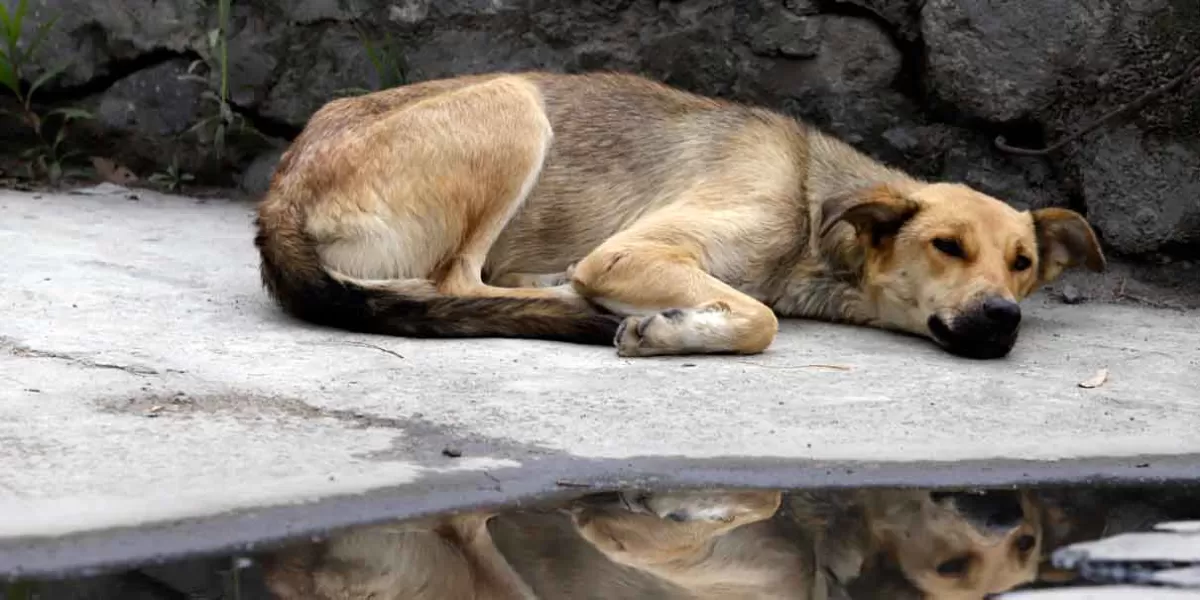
[619, 490, 782, 525]
[614, 304, 730, 357]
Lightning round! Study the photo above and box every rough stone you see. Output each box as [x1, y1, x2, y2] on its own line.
[749, 11, 821, 58]
[26, 0, 205, 88]
[740, 15, 915, 163]
[94, 60, 207, 141]
[1060, 284, 1084, 305]
[257, 24, 381, 126]
[938, 130, 1067, 212]
[238, 147, 286, 197]
[1075, 126, 1200, 255]
[920, 0, 1117, 122]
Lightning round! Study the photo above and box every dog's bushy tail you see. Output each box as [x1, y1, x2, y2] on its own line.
[253, 206, 621, 345]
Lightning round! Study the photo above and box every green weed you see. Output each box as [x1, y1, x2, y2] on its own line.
[334, 2, 409, 97]
[0, 0, 92, 185]
[2, 581, 38, 600]
[148, 154, 196, 192]
[180, 0, 265, 161]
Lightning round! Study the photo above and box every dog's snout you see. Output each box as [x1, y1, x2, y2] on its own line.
[982, 297, 1021, 332]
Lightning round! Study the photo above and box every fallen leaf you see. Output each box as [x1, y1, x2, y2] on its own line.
[1078, 368, 1109, 389]
[91, 156, 139, 185]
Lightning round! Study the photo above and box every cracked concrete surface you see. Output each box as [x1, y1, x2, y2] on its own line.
[1, 184, 1199, 578]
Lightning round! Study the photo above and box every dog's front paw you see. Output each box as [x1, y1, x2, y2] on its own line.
[613, 315, 648, 356]
[614, 304, 732, 357]
[619, 490, 782, 525]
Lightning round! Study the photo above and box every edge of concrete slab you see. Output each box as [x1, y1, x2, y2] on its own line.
[5, 452, 1200, 581]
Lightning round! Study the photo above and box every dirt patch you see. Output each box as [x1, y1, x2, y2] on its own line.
[1040, 256, 1200, 311]
[93, 391, 567, 467]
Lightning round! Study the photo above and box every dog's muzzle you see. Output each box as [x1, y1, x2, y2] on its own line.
[928, 297, 1022, 360]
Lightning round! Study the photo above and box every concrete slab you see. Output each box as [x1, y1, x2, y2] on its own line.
[2, 185, 1199, 578]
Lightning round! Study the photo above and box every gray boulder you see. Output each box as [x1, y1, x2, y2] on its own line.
[1077, 126, 1200, 255]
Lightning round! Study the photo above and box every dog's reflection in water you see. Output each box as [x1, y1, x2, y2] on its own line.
[262, 488, 1050, 600]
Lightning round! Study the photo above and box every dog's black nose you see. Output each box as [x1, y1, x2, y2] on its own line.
[982, 297, 1021, 332]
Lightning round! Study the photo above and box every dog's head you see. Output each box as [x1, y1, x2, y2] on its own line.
[820, 182, 1105, 359]
[865, 489, 1044, 600]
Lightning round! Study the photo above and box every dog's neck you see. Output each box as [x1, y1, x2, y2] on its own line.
[769, 127, 923, 328]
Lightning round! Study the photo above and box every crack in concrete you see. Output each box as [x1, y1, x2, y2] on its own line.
[2, 337, 162, 377]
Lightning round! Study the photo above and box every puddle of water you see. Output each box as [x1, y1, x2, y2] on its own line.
[7, 482, 1200, 599]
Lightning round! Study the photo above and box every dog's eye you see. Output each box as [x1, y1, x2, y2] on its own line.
[1015, 534, 1037, 553]
[936, 556, 970, 577]
[932, 237, 964, 258]
[1012, 255, 1032, 272]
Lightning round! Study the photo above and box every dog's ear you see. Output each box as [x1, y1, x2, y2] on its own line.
[1031, 208, 1106, 283]
[819, 183, 920, 246]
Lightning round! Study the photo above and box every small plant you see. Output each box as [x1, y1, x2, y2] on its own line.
[148, 154, 196, 192]
[357, 21, 408, 89]
[333, 2, 409, 97]
[0, 0, 93, 185]
[180, 0, 265, 160]
[3, 581, 38, 600]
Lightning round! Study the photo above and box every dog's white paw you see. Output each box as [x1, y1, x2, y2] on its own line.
[618, 490, 782, 525]
[614, 304, 733, 357]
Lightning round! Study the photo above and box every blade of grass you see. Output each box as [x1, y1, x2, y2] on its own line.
[7, 0, 26, 47]
[26, 62, 68, 107]
[0, 56, 19, 96]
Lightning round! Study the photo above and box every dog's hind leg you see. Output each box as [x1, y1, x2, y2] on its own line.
[571, 209, 780, 357]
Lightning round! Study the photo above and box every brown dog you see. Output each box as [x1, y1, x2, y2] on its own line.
[260, 511, 537, 600]
[253, 70, 1105, 359]
[260, 488, 1046, 600]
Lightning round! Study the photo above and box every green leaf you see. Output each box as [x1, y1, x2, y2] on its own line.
[47, 106, 93, 124]
[7, 0, 28, 51]
[47, 160, 62, 185]
[27, 61, 68, 103]
[176, 73, 208, 85]
[186, 114, 216, 136]
[0, 55, 19, 96]
[218, 100, 233, 124]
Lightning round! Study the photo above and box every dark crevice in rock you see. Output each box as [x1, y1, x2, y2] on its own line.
[231, 101, 302, 142]
[36, 49, 201, 105]
[812, 0, 1055, 167]
[1155, 241, 1200, 263]
[814, 0, 925, 103]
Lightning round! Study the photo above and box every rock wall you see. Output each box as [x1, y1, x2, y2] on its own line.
[15, 0, 1200, 257]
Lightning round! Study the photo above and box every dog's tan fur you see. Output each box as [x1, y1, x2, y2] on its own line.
[261, 488, 1048, 600]
[261, 512, 537, 600]
[254, 71, 1105, 358]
